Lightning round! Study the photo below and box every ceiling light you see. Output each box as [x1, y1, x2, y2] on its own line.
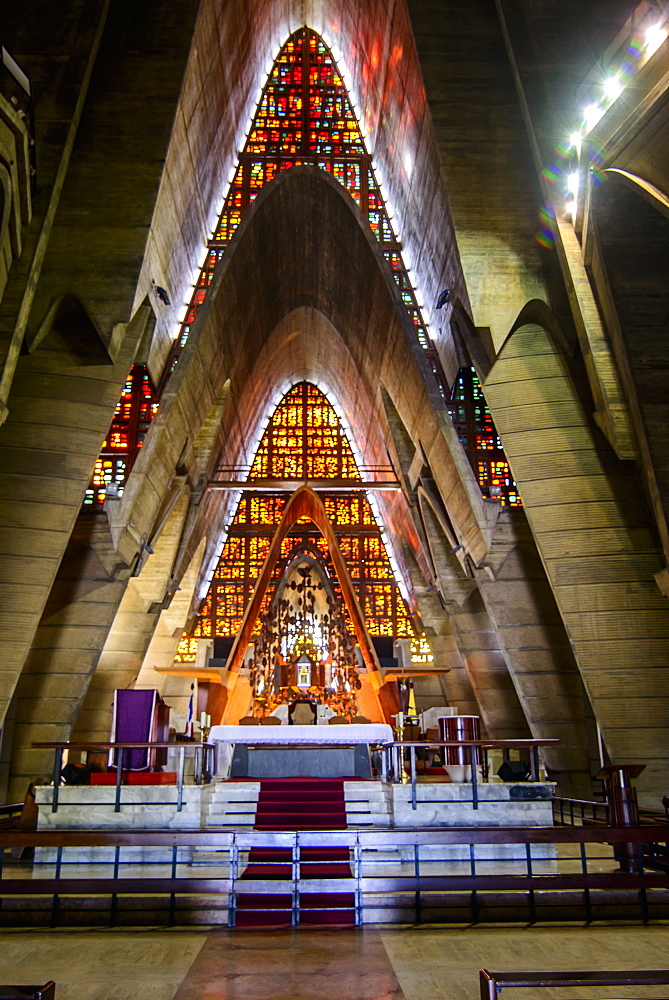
[583, 103, 604, 132]
[567, 171, 579, 195]
[603, 76, 622, 102]
[645, 23, 667, 56]
[565, 200, 577, 219]
[569, 131, 582, 153]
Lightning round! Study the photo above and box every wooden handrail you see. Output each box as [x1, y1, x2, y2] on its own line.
[2, 823, 669, 847]
[0, 983, 56, 1000]
[480, 969, 669, 1000]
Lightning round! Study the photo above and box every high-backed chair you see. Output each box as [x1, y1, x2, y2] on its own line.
[328, 715, 349, 724]
[290, 702, 316, 725]
[352, 715, 370, 724]
[239, 716, 260, 725]
[259, 715, 282, 725]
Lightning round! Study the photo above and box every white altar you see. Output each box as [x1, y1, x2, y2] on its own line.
[210, 723, 393, 744]
[210, 723, 394, 778]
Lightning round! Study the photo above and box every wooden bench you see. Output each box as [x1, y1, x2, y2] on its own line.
[480, 969, 669, 1000]
[0, 785, 38, 860]
[0, 983, 55, 1000]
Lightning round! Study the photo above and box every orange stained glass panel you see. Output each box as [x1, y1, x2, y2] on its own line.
[179, 382, 415, 653]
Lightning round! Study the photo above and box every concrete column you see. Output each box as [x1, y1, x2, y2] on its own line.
[484, 323, 669, 805]
[476, 510, 593, 797]
[8, 516, 133, 799]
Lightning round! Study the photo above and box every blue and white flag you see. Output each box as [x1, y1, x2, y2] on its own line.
[185, 686, 194, 736]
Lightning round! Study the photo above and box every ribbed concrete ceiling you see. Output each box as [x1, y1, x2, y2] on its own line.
[159, 165, 488, 588]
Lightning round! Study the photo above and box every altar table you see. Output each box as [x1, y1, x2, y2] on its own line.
[210, 723, 393, 778]
[210, 723, 393, 744]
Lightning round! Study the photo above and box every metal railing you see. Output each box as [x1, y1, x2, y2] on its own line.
[2, 824, 669, 928]
[32, 742, 216, 814]
[33, 737, 557, 815]
[383, 738, 557, 809]
[553, 796, 610, 826]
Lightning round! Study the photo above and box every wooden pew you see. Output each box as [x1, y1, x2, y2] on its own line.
[480, 969, 669, 1000]
[0, 784, 38, 861]
[0, 983, 55, 1000]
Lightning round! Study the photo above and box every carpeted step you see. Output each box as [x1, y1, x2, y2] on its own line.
[256, 800, 344, 810]
[299, 893, 356, 925]
[234, 893, 293, 927]
[235, 776, 355, 926]
[258, 789, 346, 800]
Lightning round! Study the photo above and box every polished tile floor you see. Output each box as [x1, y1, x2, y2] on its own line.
[0, 924, 667, 1000]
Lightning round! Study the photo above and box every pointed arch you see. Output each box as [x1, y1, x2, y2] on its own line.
[87, 26, 445, 509]
[225, 486, 381, 680]
[167, 27, 433, 368]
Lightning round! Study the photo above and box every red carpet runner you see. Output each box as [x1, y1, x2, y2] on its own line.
[235, 778, 355, 926]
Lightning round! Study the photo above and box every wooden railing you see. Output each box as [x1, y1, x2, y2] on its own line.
[2, 824, 669, 928]
[480, 969, 669, 1000]
[0, 983, 56, 1000]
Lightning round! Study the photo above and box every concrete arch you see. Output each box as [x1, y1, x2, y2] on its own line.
[591, 175, 669, 561]
[112, 167, 493, 609]
[415, 488, 538, 748]
[602, 168, 669, 221]
[483, 319, 669, 804]
[134, 536, 209, 726]
[71, 489, 192, 743]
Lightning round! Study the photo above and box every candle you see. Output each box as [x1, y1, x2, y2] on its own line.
[200, 711, 206, 727]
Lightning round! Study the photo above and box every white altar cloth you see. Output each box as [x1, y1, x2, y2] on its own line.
[210, 723, 393, 777]
[210, 723, 393, 744]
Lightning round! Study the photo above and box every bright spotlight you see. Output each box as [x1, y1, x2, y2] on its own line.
[567, 171, 580, 195]
[603, 76, 622, 101]
[583, 103, 604, 132]
[565, 200, 577, 219]
[569, 130, 582, 152]
[646, 23, 668, 56]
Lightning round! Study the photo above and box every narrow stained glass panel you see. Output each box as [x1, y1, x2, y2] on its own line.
[83, 366, 158, 508]
[448, 367, 522, 507]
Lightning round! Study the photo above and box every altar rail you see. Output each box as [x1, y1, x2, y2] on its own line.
[31, 742, 216, 814]
[34, 737, 557, 814]
[384, 739, 557, 809]
[2, 825, 669, 928]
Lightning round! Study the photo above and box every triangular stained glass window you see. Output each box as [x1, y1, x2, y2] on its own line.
[166, 27, 433, 376]
[174, 382, 415, 662]
[85, 27, 443, 511]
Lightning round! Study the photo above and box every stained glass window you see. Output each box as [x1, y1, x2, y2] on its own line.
[448, 367, 522, 507]
[86, 28, 444, 509]
[410, 633, 434, 664]
[165, 27, 434, 375]
[82, 366, 158, 508]
[177, 382, 415, 660]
